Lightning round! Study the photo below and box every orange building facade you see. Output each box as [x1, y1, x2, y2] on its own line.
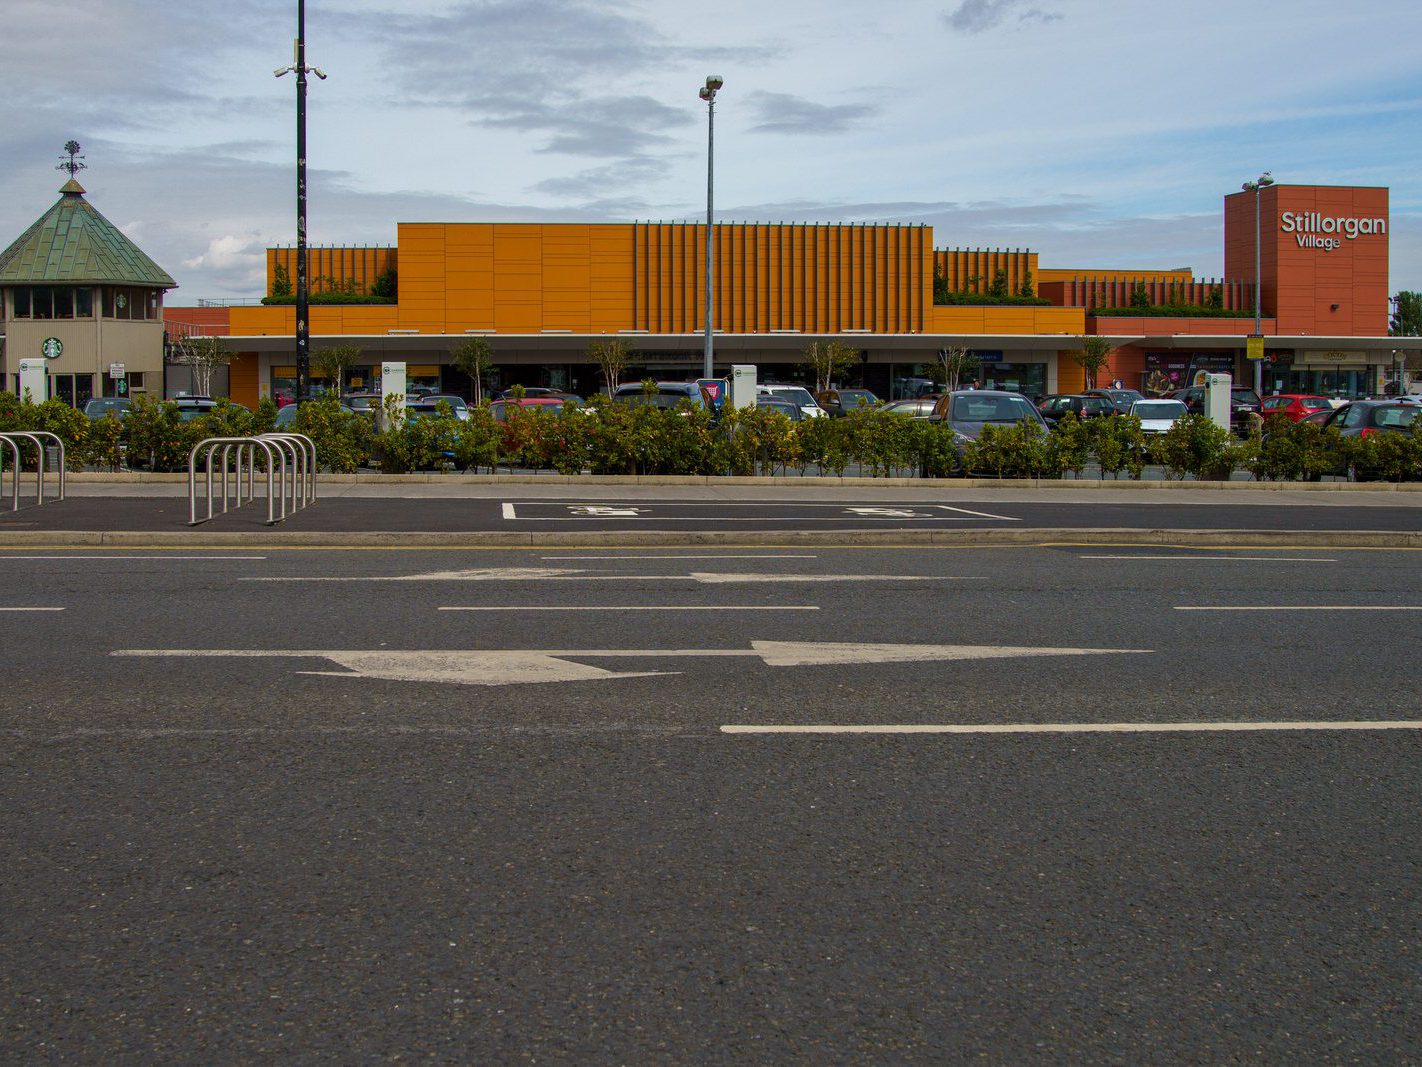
[164, 183, 1402, 407]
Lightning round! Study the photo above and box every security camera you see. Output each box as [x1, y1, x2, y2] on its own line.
[275, 67, 290, 78]
[312, 67, 328, 79]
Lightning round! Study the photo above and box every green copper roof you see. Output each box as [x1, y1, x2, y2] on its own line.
[0, 180, 176, 289]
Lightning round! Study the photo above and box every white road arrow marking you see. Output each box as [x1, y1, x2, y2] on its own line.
[111, 642, 1150, 687]
[567, 505, 647, 517]
[844, 507, 927, 518]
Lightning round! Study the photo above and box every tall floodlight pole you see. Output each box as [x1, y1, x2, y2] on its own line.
[276, 0, 326, 404]
[699, 76, 723, 381]
[1241, 172, 1274, 396]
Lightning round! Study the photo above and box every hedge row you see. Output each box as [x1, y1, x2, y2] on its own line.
[2, 392, 1420, 482]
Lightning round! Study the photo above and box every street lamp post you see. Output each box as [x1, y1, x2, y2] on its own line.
[1241, 171, 1274, 396]
[698, 75, 723, 382]
[276, 0, 326, 405]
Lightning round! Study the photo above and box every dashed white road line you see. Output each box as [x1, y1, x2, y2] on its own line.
[438, 605, 819, 612]
[1082, 555, 1337, 562]
[722, 720, 1422, 735]
[0, 607, 65, 612]
[1175, 605, 1422, 612]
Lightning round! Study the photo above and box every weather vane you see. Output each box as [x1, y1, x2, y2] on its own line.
[57, 140, 86, 177]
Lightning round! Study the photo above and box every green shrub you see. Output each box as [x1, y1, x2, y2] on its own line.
[962, 420, 1053, 478]
[1046, 412, 1091, 477]
[292, 393, 375, 473]
[1088, 415, 1146, 479]
[1156, 414, 1234, 480]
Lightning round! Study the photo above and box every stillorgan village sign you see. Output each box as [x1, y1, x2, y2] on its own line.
[1280, 210, 1386, 252]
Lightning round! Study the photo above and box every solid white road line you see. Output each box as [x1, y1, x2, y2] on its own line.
[437, 605, 819, 612]
[0, 555, 267, 561]
[540, 554, 818, 560]
[0, 607, 65, 612]
[1175, 605, 1422, 612]
[722, 721, 1422, 735]
[243, 569, 983, 584]
[1082, 555, 1337, 562]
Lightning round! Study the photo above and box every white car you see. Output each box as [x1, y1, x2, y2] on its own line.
[1129, 398, 1187, 434]
[758, 384, 827, 418]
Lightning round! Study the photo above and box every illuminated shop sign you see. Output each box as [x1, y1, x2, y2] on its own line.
[1280, 211, 1386, 252]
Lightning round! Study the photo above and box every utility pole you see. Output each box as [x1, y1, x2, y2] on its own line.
[276, 0, 326, 404]
[699, 76, 723, 381]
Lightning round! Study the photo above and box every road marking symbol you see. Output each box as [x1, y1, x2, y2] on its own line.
[243, 568, 984, 584]
[723, 721, 1422, 735]
[845, 507, 928, 518]
[111, 641, 1150, 687]
[566, 505, 648, 517]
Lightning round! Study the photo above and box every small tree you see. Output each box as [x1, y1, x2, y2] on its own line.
[170, 335, 229, 397]
[271, 261, 293, 300]
[801, 340, 858, 394]
[1017, 271, 1034, 299]
[1072, 335, 1115, 390]
[1130, 282, 1151, 309]
[314, 343, 363, 397]
[450, 337, 494, 404]
[935, 346, 977, 393]
[370, 266, 398, 300]
[589, 338, 632, 396]
[988, 269, 1011, 300]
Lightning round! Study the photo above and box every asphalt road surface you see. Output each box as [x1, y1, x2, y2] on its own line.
[4, 490, 1422, 535]
[3, 545, 1421, 1061]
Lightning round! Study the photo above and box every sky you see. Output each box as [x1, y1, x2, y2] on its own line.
[2, 0, 1419, 303]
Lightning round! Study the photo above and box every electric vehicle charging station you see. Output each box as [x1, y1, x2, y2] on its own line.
[18, 359, 47, 403]
[380, 361, 407, 431]
[1204, 373, 1232, 432]
[730, 365, 757, 410]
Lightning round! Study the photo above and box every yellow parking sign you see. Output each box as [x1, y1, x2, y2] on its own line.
[1246, 335, 1265, 361]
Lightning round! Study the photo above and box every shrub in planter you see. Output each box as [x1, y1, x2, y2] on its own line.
[962, 420, 1052, 478]
[292, 393, 375, 473]
[1046, 412, 1091, 478]
[797, 414, 851, 476]
[1088, 415, 1146, 479]
[1156, 414, 1233, 480]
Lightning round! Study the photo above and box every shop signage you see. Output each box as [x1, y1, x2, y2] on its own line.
[1246, 336, 1265, 361]
[40, 336, 63, 359]
[1280, 211, 1386, 252]
[108, 363, 126, 378]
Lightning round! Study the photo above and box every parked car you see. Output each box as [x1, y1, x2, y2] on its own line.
[1318, 400, 1419, 438]
[879, 396, 942, 419]
[1260, 394, 1334, 423]
[1128, 398, 1188, 435]
[815, 388, 879, 416]
[755, 397, 805, 421]
[927, 389, 1051, 473]
[1085, 387, 1145, 414]
[610, 381, 713, 410]
[1037, 393, 1116, 423]
[488, 396, 582, 421]
[1298, 408, 1333, 427]
[406, 394, 471, 420]
[493, 386, 564, 400]
[758, 384, 827, 418]
[83, 397, 132, 421]
[273, 401, 356, 428]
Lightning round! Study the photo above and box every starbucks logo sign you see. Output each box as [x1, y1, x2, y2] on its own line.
[41, 337, 63, 359]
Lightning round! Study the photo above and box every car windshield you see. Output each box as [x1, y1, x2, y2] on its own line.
[1232, 388, 1261, 404]
[1133, 401, 1186, 418]
[951, 395, 1037, 423]
[882, 400, 931, 415]
[85, 399, 129, 414]
[770, 387, 816, 408]
[838, 390, 876, 406]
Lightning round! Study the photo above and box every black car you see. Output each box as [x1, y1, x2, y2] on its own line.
[1037, 393, 1116, 423]
[815, 388, 879, 416]
[1085, 387, 1145, 414]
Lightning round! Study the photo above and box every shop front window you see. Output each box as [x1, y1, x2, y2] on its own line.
[50, 373, 95, 409]
[9, 286, 96, 320]
[978, 362, 1047, 401]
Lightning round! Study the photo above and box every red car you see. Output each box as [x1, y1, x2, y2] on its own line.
[1260, 394, 1334, 423]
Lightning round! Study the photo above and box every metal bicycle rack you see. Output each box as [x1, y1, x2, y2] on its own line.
[0, 430, 66, 511]
[188, 433, 316, 526]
